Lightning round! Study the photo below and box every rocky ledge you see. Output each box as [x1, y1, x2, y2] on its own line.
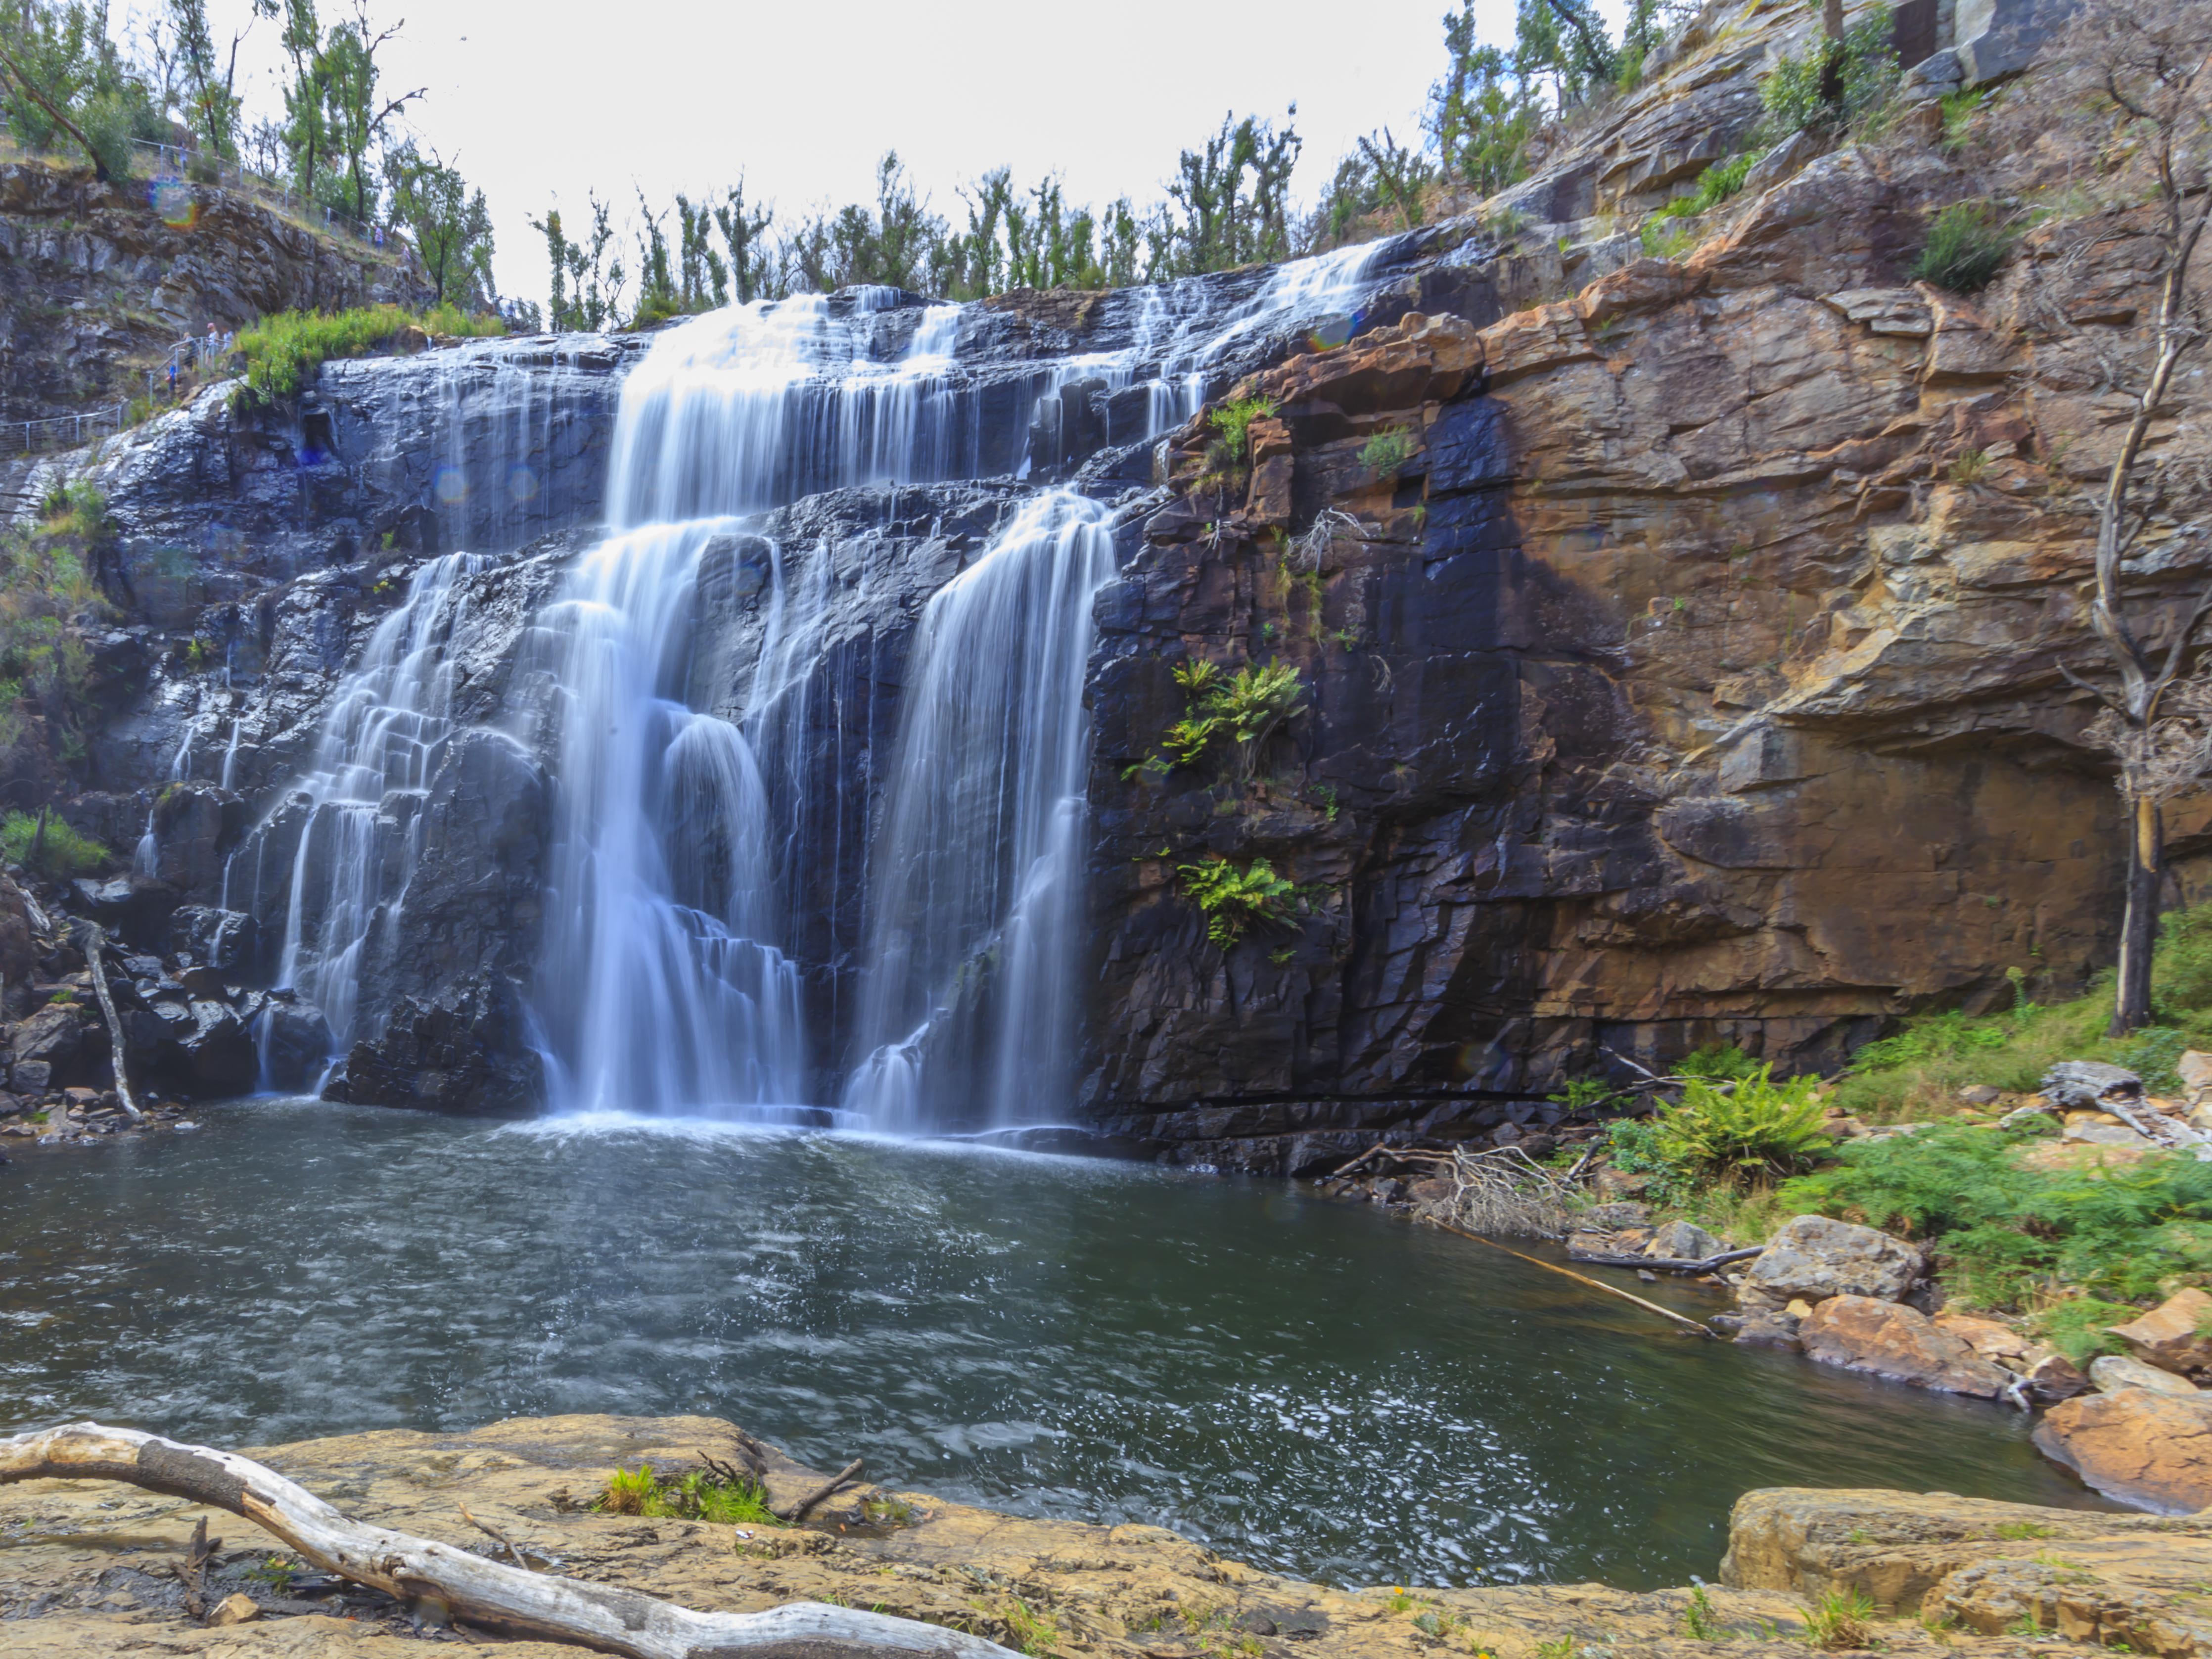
[0, 1412, 2197, 1659]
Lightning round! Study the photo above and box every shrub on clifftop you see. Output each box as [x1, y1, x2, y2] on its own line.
[233, 303, 503, 408]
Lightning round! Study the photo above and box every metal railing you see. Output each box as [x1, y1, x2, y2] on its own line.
[0, 402, 130, 457]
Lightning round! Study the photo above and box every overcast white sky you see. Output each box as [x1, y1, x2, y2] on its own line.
[135, 0, 1562, 307]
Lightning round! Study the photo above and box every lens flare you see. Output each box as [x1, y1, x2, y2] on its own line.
[150, 179, 198, 230]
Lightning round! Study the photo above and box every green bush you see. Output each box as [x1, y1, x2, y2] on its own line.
[1655, 1067, 1832, 1176]
[1758, 10, 1900, 139]
[1911, 201, 2018, 293]
[1780, 1122, 2212, 1308]
[1208, 395, 1279, 466]
[1675, 1043, 1765, 1082]
[1177, 855, 1299, 947]
[1653, 154, 1755, 225]
[1160, 659, 1307, 772]
[0, 809, 109, 876]
[1358, 427, 1417, 476]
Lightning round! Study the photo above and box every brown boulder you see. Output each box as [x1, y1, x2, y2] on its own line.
[2107, 1289, 2212, 1379]
[2034, 1389, 2212, 1514]
[1798, 1295, 2017, 1397]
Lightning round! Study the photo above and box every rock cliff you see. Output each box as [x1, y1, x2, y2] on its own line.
[10, 0, 2194, 1152]
[0, 158, 433, 436]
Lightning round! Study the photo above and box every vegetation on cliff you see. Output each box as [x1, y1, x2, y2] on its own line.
[232, 302, 502, 407]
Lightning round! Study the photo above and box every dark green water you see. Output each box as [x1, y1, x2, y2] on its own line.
[0, 1102, 2106, 1589]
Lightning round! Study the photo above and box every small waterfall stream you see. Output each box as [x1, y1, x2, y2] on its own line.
[243, 554, 485, 1060]
[215, 238, 1402, 1123]
[844, 491, 1117, 1129]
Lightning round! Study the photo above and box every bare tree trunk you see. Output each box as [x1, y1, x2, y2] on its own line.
[0, 1422, 1017, 1659]
[1819, 0, 1847, 108]
[2113, 793, 2165, 1034]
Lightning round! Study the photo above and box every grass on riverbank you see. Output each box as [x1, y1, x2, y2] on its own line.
[233, 303, 504, 408]
[1580, 911, 2212, 1356]
[1825, 907, 2212, 1119]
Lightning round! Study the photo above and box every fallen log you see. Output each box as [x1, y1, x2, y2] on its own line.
[75, 922, 143, 1121]
[775, 1456, 865, 1522]
[1564, 1245, 1765, 1274]
[0, 1421, 1018, 1659]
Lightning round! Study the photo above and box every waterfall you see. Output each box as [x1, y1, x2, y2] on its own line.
[230, 553, 485, 1060]
[844, 491, 1117, 1131]
[204, 235, 1411, 1127]
[524, 290, 984, 1120]
[524, 519, 809, 1117]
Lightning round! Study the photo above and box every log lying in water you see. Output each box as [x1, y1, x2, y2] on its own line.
[1565, 1245, 1765, 1274]
[0, 1421, 1018, 1659]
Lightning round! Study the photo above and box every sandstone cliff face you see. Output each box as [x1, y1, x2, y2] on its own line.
[0, 160, 434, 431]
[1078, 130, 2207, 1169]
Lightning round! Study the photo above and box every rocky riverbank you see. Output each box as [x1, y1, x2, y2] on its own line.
[3, 1411, 2204, 1659]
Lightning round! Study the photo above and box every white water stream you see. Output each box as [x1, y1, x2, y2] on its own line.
[220, 241, 1394, 1124]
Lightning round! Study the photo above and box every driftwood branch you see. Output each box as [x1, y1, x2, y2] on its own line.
[1563, 1244, 1765, 1273]
[775, 1457, 865, 1523]
[75, 922, 142, 1120]
[0, 1422, 1015, 1659]
[1430, 1220, 1719, 1339]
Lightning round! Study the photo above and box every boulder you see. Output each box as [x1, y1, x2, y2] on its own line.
[2089, 1354, 2200, 1397]
[2027, 1350, 2092, 1402]
[1647, 1218, 1724, 1260]
[2041, 1060, 2144, 1112]
[1798, 1295, 2017, 1396]
[256, 996, 333, 1094]
[12, 1003, 84, 1069]
[167, 905, 257, 973]
[176, 999, 257, 1093]
[1933, 1312, 2036, 1369]
[2033, 1389, 2212, 1513]
[2106, 1290, 2212, 1380]
[1956, 0, 2083, 87]
[1744, 1215, 1924, 1303]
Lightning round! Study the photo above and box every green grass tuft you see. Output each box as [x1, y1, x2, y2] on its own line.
[0, 809, 109, 877]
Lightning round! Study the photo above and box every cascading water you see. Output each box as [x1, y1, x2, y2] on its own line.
[843, 491, 1117, 1130]
[525, 289, 989, 1118]
[211, 233, 1413, 1126]
[233, 553, 485, 1061]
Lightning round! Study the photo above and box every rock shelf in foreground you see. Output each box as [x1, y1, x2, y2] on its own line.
[0, 1413, 2196, 1658]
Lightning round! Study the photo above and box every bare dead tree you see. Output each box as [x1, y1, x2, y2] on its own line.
[2039, 0, 2212, 1031]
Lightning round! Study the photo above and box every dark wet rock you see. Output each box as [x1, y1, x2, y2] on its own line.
[257, 994, 334, 1094]
[322, 975, 542, 1115]
[173, 999, 257, 1093]
[168, 906, 258, 972]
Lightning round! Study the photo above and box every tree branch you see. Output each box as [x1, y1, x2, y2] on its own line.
[0, 1422, 1016, 1659]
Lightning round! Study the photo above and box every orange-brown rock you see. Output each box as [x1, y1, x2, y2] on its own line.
[6, 1415, 2205, 1659]
[1798, 1295, 2017, 1396]
[2033, 1389, 2212, 1513]
[2107, 1289, 2212, 1379]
